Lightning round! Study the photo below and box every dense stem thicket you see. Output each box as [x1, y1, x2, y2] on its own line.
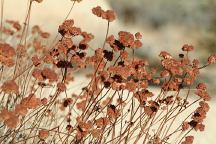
[0, 0, 215, 144]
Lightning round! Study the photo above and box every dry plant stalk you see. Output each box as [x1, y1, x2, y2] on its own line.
[0, 0, 215, 144]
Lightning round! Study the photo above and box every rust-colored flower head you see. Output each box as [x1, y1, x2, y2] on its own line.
[195, 85, 211, 101]
[20, 94, 42, 109]
[135, 32, 142, 39]
[182, 44, 194, 51]
[15, 104, 28, 116]
[38, 129, 49, 140]
[133, 40, 142, 48]
[76, 100, 86, 111]
[118, 31, 135, 47]
[196, 83, 207, 91]
[57, 82, 66, 92]
[58, 19, 81, 37]
[1, 80, 19, 94]
[92, 6, 103, 17]
[32, 68, 43, 81]
[95, 117, 110, 128]
[31, 55, 41, 66]
[91, 128, 102, 139]
[126, 80, 137, 92]
[92, 6, 116, 22]
[41, 68, 58, 82]
[104, 10, 116, 22]
[159, 51, 172, 59]
[41, 98, 48, 105]
[4, 115, 19, 129]
[207, 54, 216, 64]
[107, 104, 120, 120]
[182, 136, 194, 144]
[0, 109, 19, 129]
[0, 43, 16, 67]
[0, 109, 13, 122]
[182, 121, 190, 131]
[106, 35, 115, 45]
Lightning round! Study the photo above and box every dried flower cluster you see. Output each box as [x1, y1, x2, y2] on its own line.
[0, 43, 15, 67]
[92, 6, 116, 22]
[0, 1, 215, 144]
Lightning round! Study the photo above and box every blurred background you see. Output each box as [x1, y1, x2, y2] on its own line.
[109, 0, 216, 95]
[111, 0, 216, 59]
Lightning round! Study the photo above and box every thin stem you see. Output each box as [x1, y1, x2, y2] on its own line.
[103, 21, 110, 49]
[13, 0, 33, 77]
[49, 1, 76, 49]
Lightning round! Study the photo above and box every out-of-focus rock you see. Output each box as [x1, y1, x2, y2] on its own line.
[110, 0, 216, 60]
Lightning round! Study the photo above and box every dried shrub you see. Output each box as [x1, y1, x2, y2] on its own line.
[0, 1, 215, 144]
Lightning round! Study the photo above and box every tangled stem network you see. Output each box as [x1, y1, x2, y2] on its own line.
[0, 0, 216, 144]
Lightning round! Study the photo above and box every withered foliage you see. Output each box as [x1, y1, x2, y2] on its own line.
[0, 0, 215, 144]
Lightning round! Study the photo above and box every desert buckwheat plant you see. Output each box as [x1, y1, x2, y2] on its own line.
[0, 0, 215, 144]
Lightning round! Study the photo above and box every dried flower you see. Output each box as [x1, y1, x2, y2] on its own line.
[1, 80, 19, 94]
[0, 109, 19, 129]
[92, 6, 103, 17]
[38, 129, 49, 140]
[118, 31, 134, 47]
[95, 117, 110, 128]
[0, 43, 16, 66]
[58, 19, 81, 37]
[31, 55, 41, 66]
[135, 32, 142, 39]
[196, 83, 207, 91]
[32, 68, 43, 81]
[0, 109, 13, 122]
[182, 44, 194, 51]
[91, 128, 102, 139]
[76, 100, 86, 111]
[107, 104, 120, 120]
[57, 82, 66, 92]
[195, 89, 211, 101]
[207, 54, 216, 64]
[92, 6, 116, 22]
[0, 1, 213, 142]
[66, 124, 73, 133]
[106, 35, 115, 45]
[4, 115, 19, 129]
[104, 10, 116, 22]
[182, 121, 190, 131]
[41, 68, 58, 82]
[15, 104, 28, 116]
[133, 40, 142, 48]
[103, 50, 114, 61]
[159, 51, 172, 59]
[182, 136, 194, 144]
[41, 98, 48, 105]
[20, 94, 42, 109]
